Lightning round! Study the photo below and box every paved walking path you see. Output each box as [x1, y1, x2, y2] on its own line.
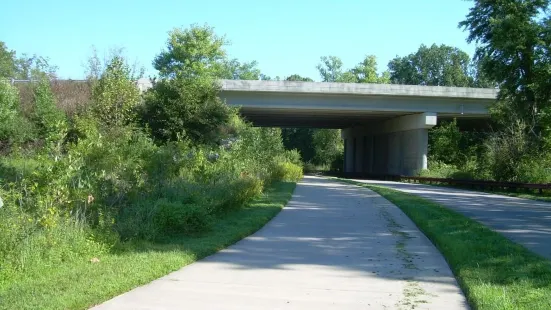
[93, 176, 466, 310]
[349, 178, 551, 260]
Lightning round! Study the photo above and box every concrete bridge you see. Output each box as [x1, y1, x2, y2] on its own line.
[219, 80, 498, 176]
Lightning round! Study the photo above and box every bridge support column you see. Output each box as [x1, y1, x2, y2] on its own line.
[343, 112, 437, 176]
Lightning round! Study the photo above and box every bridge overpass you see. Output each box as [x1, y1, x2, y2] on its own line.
[218, 80, 498, 176]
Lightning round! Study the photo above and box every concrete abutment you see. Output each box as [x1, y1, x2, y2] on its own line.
[343, 112, 437, 176]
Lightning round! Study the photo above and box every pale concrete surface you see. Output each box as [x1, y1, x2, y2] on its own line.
[92, 176, 467, 310]
[349, 179, 551, 260]
[217, 80, 495, 128]
[342, 114, 434, 176]
[220, 79, 497, 99]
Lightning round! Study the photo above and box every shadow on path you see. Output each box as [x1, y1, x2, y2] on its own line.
[93, 176, 467, 310]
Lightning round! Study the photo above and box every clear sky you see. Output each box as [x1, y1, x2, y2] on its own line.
[1, 0, 476, 81]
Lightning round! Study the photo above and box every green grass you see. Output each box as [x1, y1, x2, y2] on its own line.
[339, 178, 551, 310]
[0, 181, 296, 310]
[402, 179, 551, 203]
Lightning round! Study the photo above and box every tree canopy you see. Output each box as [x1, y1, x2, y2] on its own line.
[459, 0, 551, 134]
[388, 44, 475, 87]
[316, 55, 389, 83]
[0, 41, 56, 80]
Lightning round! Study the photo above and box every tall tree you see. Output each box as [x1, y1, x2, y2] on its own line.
[153, 24, 266, 81]
[221, 59, 262, 80]
[0, 41, 56, 80]
[388, 44, 473, 87]
[459, 0, 551, 133]
[351, 55, 390, 84]
[153, 24, 229, 79]
[0, 42, 17, 79]
[316, 56, 356, 82]
[143, 24, 234, 143]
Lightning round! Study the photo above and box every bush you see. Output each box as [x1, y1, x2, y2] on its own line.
[312, 129, 343, 166]
[153, 199, 213, 235]
[32, 80, 66, 138]
[140, 77, 232, 144]
[212, 176, 264, 213]
[0, 80, 37, 149]
[271, 161, 303, 182]
[90, 56, 141, 126]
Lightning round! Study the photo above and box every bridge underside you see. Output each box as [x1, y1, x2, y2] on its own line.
[220, 80, 496, 176]
[239, 107, 487, 128]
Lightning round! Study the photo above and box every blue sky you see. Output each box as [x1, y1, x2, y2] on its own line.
[1, 0, 476, 81]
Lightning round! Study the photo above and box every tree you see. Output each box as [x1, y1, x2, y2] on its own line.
[459, 0, 551, 135]
[141, 76, 231, 143]
[221, 59, 262, 80]
[0, 42, 16, 79]
[91, 55, 142, 126]
[0, 41, 56, 80]
[15, 55, 57, 80]
[312, 129, 343, 166]
[285, 74, 313, 82]
[388, 44, 474, 87]
[153, 24, 229, 79]
[317, 56, 356, 82]
[281, 128, 316, 162]
[351, 55, 390, 84]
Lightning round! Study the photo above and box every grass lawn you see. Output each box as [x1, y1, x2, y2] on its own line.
[0, 182, 296, 310]
[400, 179, 551, 203]
[339, 178, 551, 310]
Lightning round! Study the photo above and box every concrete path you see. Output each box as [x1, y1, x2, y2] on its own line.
[92, 176, 467, 310]
[349, 178, 551, 260]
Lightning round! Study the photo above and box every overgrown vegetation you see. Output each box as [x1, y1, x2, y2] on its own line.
[342, 179, 551, 310]
[422, 0, 551, 183]
[0, 25, 302, 309]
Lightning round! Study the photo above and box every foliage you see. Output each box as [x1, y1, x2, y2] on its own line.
[154, 24, 228, 79]
[0, 42, 17, 79]
[350, 55, 390, 84]
[428, 119, 484, 167]
[90, 55, 141, 126]
[152, 200, 213, 235]
[285, 74, 313, 82]
[140, 76, 231, 144]
[281, 128, 315, 162]
[270, 162, 303, 182]
[31, 80, 67, 146]
[460, 0, 551, 137]
[0, 181, 296, 310]
[317, 55, 389, 84]
[222, 59, 262, 80]
[388, 44, 476, 87]
[312, 129, 343, 167]
[0, 80, 20, 141]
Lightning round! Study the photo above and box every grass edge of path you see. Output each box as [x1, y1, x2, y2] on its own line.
[337, 178, 551, 310]
[0, 181, 297, 310]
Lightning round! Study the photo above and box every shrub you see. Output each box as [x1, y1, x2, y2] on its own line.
[32, 80, 66, 138]
[153, 199, 213, 235]
[312, 129, 343, 166]
[0, 79, 19, 125]
[283, 149, 302, 166]
[90, 56, 141, 127]
[0, 80, 37, 149]
[212, 176, 264, 213]
[140, 77, 232, 144]
[271, 161, 303, 182]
